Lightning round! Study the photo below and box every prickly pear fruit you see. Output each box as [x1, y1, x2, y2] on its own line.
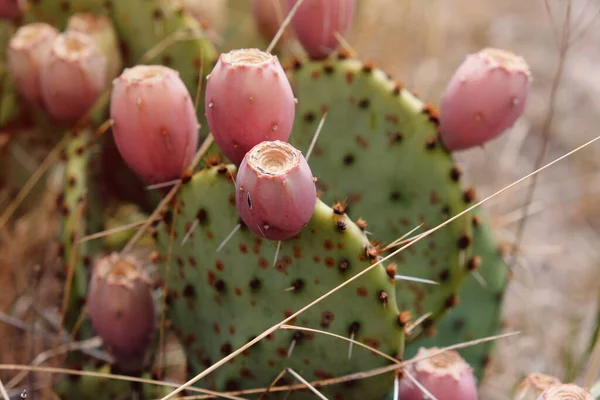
[252, 0, 288, 43]
[40, 31, 107, 122]
[399, 347, 478, 400]
[110, 65, 199, 185]
[514, 373, 562, 400]
[289, 0, 356, 59]
[205, 48, 295, 165]
[179, 0, 227, 30]
[66, 13, 123, 82]
[7, 22, 59, 105]
[236, 140, 316, 240]
[439, 47, 532, 151]
[87, 252, 156, 373]
[0, 0, 24, 19]
[537, 384, 593, 400]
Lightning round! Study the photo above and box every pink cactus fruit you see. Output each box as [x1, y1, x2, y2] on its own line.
[536, 384, 593, 400]
[7, 23, 59, 106]
[514, 373, 562, 400]
[39, 31, 107, 122]
[399, 347, 478, 400]
[87, 252, 156, 373]
[235, 140, 316, 241]
[252, 0, 289, 43]
[110, 65, 199, 185]
[0, 0, 25, 19]
[288, 0, 356, 59]
[205, 48, 296, 166]
[439, 47, 532, 151]
[66, 13, 123, 81]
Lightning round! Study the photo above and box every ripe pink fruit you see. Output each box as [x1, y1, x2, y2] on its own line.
[66, 13, 123, 81]
[40, 31, 107, 122]
[0, 0, 24, 19]
[537, 384, 593, 400]
[288, 0, 356, 59]
[514, 373, 562, 400]
[205, 48, 295, 166]
[235, 140, 316, 241]
[7, 22, 59, 106]
[252, 0, 289, 43]
[399, 347, 478, 400]
[110, 65, 199, 185]
[439, 47, 532, 151]
[87, 253, 156, 373]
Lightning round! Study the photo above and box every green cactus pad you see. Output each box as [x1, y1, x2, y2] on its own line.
[404, 210, 509, 381]
[286, 56, 474, 335]
[154, 165, 405, 399]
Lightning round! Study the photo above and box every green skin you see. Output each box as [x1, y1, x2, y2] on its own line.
[404, 210, 509, 381]
[286, 56, 476, 340]
[154, 165, 405, 399]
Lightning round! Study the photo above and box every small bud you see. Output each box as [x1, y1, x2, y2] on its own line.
[205, 48, 296, 166]
[87, 253, 156, 373]
[66, 13, 123, 81]
[439, 47, 532, 151]
[399, 347, 478, 400]
[110, 65, 199, 185]
[179, 0, 227, 31]
[537, 384, 593, 400]
[236, 140, 316, 241]
[514, 373, 562, 400]
[40, 31, 107, 122]
[288, 0, 356, 59]
[7, 23, 59, 105]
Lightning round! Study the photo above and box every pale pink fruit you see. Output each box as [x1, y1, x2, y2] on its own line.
[235, 140, 316, 241]
[205, 48, 295, 166]
[252, 0, 289, 43]
[66, 13, 123, 81]
[7, 22, 59, 105]
[87, 253, 156, 373]
[514, 373, 562, 400]
[399, 347, 478, 400]
[439, 47, 532, 151]
[40, 31, 107, 122]
[110, 65, 199, 185]
[537, 384, 593, 400]
[288, 0, 355, 59]
[0, 0, 25, 19]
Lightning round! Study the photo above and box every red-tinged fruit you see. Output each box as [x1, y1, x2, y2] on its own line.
[87, 253, 156, 373]
[514, 373, 562, 400]
[439, 47, 532, 151]
[110, 65, 199, 185]
[66, 13, 123, 81]
[205, 48, 295, 166]
[536, 384, 593, 400]
[7, 23, 59, 105]
[40, 31, 107, 122]
[252, 0, 289, 43]
[288, 0, 356, 59]
[236, 140, 316, 241]
[399, 347, 478, 400]
[0, 0, 24, 19]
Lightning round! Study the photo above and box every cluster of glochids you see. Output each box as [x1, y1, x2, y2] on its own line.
[2, 0, 541, 397]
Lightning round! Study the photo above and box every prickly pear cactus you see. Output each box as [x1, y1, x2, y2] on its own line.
[286, 55, 477, 336]
[406, 210, 509, 380]
[154, 164, 406, 399]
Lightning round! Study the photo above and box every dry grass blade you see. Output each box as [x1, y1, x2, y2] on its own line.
[77, 219, 147, 244]
[0, 378, 9, 400]
[266, 0, 306, 53]
[0, 365, 244, 400]
[6, 337, 103, 389]
[279, 324, 402, 365]
[305, 112, 328, 161]
[403, 369, 438, 400]
[257, 369, 287, 400]
[122, 133, 214, 254]
[159, 133, 599, 399]
[287, 368, 328, 400]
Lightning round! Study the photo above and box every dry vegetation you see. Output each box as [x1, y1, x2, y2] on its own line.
[1, 0, 599, 399]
